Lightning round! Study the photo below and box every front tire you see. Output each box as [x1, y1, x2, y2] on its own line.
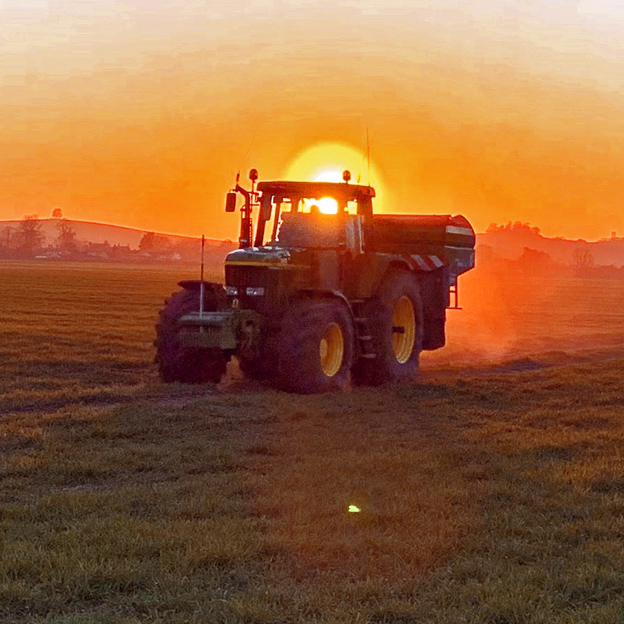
[155, 288, 228, 384]
[353, 270, 423, 386]
[272, 299, 354, 394]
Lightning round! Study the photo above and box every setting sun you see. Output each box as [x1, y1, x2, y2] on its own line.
[311, 198, 339, 214]
[285, 142, 386, 211]
[312, 169, 345, 183]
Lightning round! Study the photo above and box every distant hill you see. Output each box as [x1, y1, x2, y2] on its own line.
[4, 217, 623, 269]
[478, 224, 624, 268]
[0, 218, 237, 264]
[0, 218, 229, 249]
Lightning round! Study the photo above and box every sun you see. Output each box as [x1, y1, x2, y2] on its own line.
[313, 197, 339, 214]
[284, 142, 385, 210]
[311, 168, 345, 183]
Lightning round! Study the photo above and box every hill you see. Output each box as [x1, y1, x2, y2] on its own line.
[0, 218, 227, 249]
[478, 223, 624, 267]
[3, 217, 624, 269]
[0, 218, 236, 263]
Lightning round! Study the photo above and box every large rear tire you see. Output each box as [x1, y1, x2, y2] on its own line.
[155, 288, 228, 384]
[272, 299, 354, 394]
[353, 270, 423, 386]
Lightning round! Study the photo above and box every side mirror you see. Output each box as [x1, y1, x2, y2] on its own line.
[225, 191, 237, 213]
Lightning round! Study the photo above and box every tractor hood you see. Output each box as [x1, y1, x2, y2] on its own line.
[225, 247, 291, 267]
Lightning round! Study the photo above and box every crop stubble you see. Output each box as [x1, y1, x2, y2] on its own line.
[1, 260, 624, 623]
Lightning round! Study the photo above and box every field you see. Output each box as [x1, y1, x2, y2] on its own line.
[2, 260, 624, 623]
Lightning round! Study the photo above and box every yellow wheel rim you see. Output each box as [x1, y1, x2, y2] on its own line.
[392, 296, 416, 364]
[319, 322, 344, 377]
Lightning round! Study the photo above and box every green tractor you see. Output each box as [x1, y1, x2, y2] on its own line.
[155, 169, 475, 393]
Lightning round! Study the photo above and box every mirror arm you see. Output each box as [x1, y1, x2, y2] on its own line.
[235, 186, 253, 249]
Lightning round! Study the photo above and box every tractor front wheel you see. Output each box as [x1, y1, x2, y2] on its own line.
[273, 299, 354, 393]
[155, 288, 228, 384]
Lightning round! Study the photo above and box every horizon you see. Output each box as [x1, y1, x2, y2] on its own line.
[1, 1, 623, 241]
[0, 214, 621, 245]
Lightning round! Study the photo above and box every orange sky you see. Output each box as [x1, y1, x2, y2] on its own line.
[1, 0, 623, 241]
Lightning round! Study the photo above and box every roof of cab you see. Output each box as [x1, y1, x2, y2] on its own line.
[256, 181, 375, 202]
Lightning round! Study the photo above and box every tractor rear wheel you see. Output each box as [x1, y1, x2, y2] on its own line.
[353, 270, 423, 386]
[155, 287, 228, 384]
[272, 299, 354, 393]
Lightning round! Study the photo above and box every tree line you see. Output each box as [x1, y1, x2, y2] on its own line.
[0, 213, 233, 262]
[0, 214, 76, 256]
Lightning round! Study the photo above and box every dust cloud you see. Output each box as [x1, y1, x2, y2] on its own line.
[423, 269, 624, 372]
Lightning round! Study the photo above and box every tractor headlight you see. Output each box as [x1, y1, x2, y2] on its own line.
[225, 286, 238, 296]
[245, 287, 265, 296]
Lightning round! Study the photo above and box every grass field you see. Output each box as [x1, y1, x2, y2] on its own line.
[2, 260, 624, 623]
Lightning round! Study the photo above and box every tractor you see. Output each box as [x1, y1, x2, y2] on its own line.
[155, 169, 475, 393]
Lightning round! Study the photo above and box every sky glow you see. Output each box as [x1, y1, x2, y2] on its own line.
[0, 0, 623, 240]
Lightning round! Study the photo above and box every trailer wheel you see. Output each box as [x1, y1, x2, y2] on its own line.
[273, 299, 354, 393]
[353, 270, 423, 386]
[155, 288, 228, 384]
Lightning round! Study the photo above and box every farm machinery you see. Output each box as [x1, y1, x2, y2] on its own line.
[155, 169, 475, 393]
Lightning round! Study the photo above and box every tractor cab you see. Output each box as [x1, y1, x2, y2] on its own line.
[222, 171, 373, 316]
[225, 169, 374, 253]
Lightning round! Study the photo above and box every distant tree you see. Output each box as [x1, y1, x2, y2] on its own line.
[486, 222, 541, 235]
[518, 247, 551, 274]
[16, 214, 45, 253]
[573, 248, 594, 271]
[52, 208, 63, 219]
[172, 238, 203, 261]
[139, 232, 155, 252]
[55, 219, 77, 253]
[139, 232, 171, 253]
[520, 247, 550, 262]
[0, 226, 15, 251]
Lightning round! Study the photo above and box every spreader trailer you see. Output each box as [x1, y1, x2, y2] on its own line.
[155, 169, 475, 393]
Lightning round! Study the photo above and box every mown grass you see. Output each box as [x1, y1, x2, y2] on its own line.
[2, 260, 624, 623]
